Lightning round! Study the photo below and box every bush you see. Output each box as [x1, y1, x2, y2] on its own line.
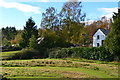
[49, 47, 114, 61]
[9, 48, 41, 59]
[49, 48, 72, 58]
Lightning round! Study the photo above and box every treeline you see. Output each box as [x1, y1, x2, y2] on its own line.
[2, 1, 119, 61]
[2, 1, 112, 48]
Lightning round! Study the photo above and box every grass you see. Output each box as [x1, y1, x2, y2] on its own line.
[2, 67, 107, 78]
[2, 58, 119, 79]
[1, 51, 119, 79]
[2, 51, 21, 59]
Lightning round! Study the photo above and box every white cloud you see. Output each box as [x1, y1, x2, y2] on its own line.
[0, 0, 49, 2]
[84, 20, 96, 25]
[0, 0, 40, 14]
[41, 0, 48, 2]
[98, 7, 118, 19]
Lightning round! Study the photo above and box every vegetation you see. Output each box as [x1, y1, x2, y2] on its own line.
[2, 51, 21, 60]
[19, 17, 38, 48]
[2, 27, 17, 46]
[1, 1, 119, 79]
[6, 49, 41, 59]
[49, 47, 113, 61]
[29, 35, 38, 49]
[104, 9, 120, 61]
[2, 58, 119, 79]
[2, 47, 113, 62]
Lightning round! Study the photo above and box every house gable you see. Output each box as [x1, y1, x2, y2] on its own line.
[93, 28, 107, 47]
[93, 29, 106, 37]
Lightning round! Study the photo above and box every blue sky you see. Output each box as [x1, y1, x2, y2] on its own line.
[0, 0, 118, 30]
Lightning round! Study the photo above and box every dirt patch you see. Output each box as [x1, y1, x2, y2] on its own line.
[61, 71, 93, 78]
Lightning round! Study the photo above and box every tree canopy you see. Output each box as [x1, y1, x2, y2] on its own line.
[19, 17, 38, 48]
[103, 9, 120, 61]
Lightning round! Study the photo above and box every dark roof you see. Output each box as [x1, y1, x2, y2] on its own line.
[93, 28, 110, 36]
[99, 28, 110, 35]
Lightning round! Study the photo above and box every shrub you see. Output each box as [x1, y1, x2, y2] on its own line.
[49, 47, 114, 61]
[49, 48, 72, 58]
[9, 48, 41, 59]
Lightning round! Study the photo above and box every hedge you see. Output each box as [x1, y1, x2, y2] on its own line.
[49, 47, 114, 61]
[8, 48, 42, 59]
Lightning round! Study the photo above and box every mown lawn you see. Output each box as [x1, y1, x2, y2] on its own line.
[2, 59, 119, 79]
[1, 51, 119, 79]
[2, 51, 21, 59]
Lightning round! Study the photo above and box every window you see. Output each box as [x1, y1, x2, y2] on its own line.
[97, 43, 99, 47]
[102, 40, 104, 45]
[97, 35, 100, 40]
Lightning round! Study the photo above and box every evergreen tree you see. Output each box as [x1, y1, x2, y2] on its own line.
[19, 17, 38, 48]
[29, 35, 38, 49]
[103, 9, 120, 61]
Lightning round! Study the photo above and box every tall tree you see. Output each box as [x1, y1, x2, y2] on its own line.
[103, 9, 120, 61]
[41, 7, 59, 31]
[59, 1, 86, 44]
[59, 1, 85, 23]
[19, 17, 38, 48]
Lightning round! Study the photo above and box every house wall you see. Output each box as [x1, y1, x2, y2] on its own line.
[93, 29, 106, 47]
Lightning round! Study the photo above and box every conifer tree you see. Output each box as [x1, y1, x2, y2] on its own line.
[29, 35, 38, 49]
[19, 17, 38, 48]
[104, 9, 120, 61]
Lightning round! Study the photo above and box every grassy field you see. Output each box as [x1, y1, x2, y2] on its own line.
[2, 51, 21, 59]
[1, 51, 119, 79]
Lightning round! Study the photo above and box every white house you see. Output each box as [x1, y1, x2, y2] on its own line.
[93, 28, 109, 47]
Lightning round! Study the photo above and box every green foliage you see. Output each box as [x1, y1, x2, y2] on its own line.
[41, 7, 59, 31]
[19, 17, 38, 48]
[59, 1, 86, 44]
[29, 35, 38, 49]
[11, 30, 22, 46]
[49, 47, 113, 61]
[2, 39, 11, 47]
[2, 27, 17, 46]
[39, 31, 72, 49]
[2, 27, 17, 40]
[48, 48, 71, 58]
[40, 1, 86, 45]
[9, 49, 40, 59]
[37, 31, 72, 58]
[59, 1, 85, 23]
[103, 9, 120, 61]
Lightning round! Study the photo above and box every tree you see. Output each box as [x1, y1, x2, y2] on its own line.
[2, 27, 17, 46]
[19, 17, 38, 48]
[29, 35, 38, 49]
[41, 7, 59, 31]
[59, 1, 86, 44]
[103, 9, 120, 61]
[11, 30, 22, 46]
[2, 27, 17, 40]
[39, 31, 71, 49]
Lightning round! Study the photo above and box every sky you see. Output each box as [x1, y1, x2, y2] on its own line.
[0, 0, 119, 30]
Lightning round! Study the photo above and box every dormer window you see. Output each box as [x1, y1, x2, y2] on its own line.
[97, 35, 99, 40]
